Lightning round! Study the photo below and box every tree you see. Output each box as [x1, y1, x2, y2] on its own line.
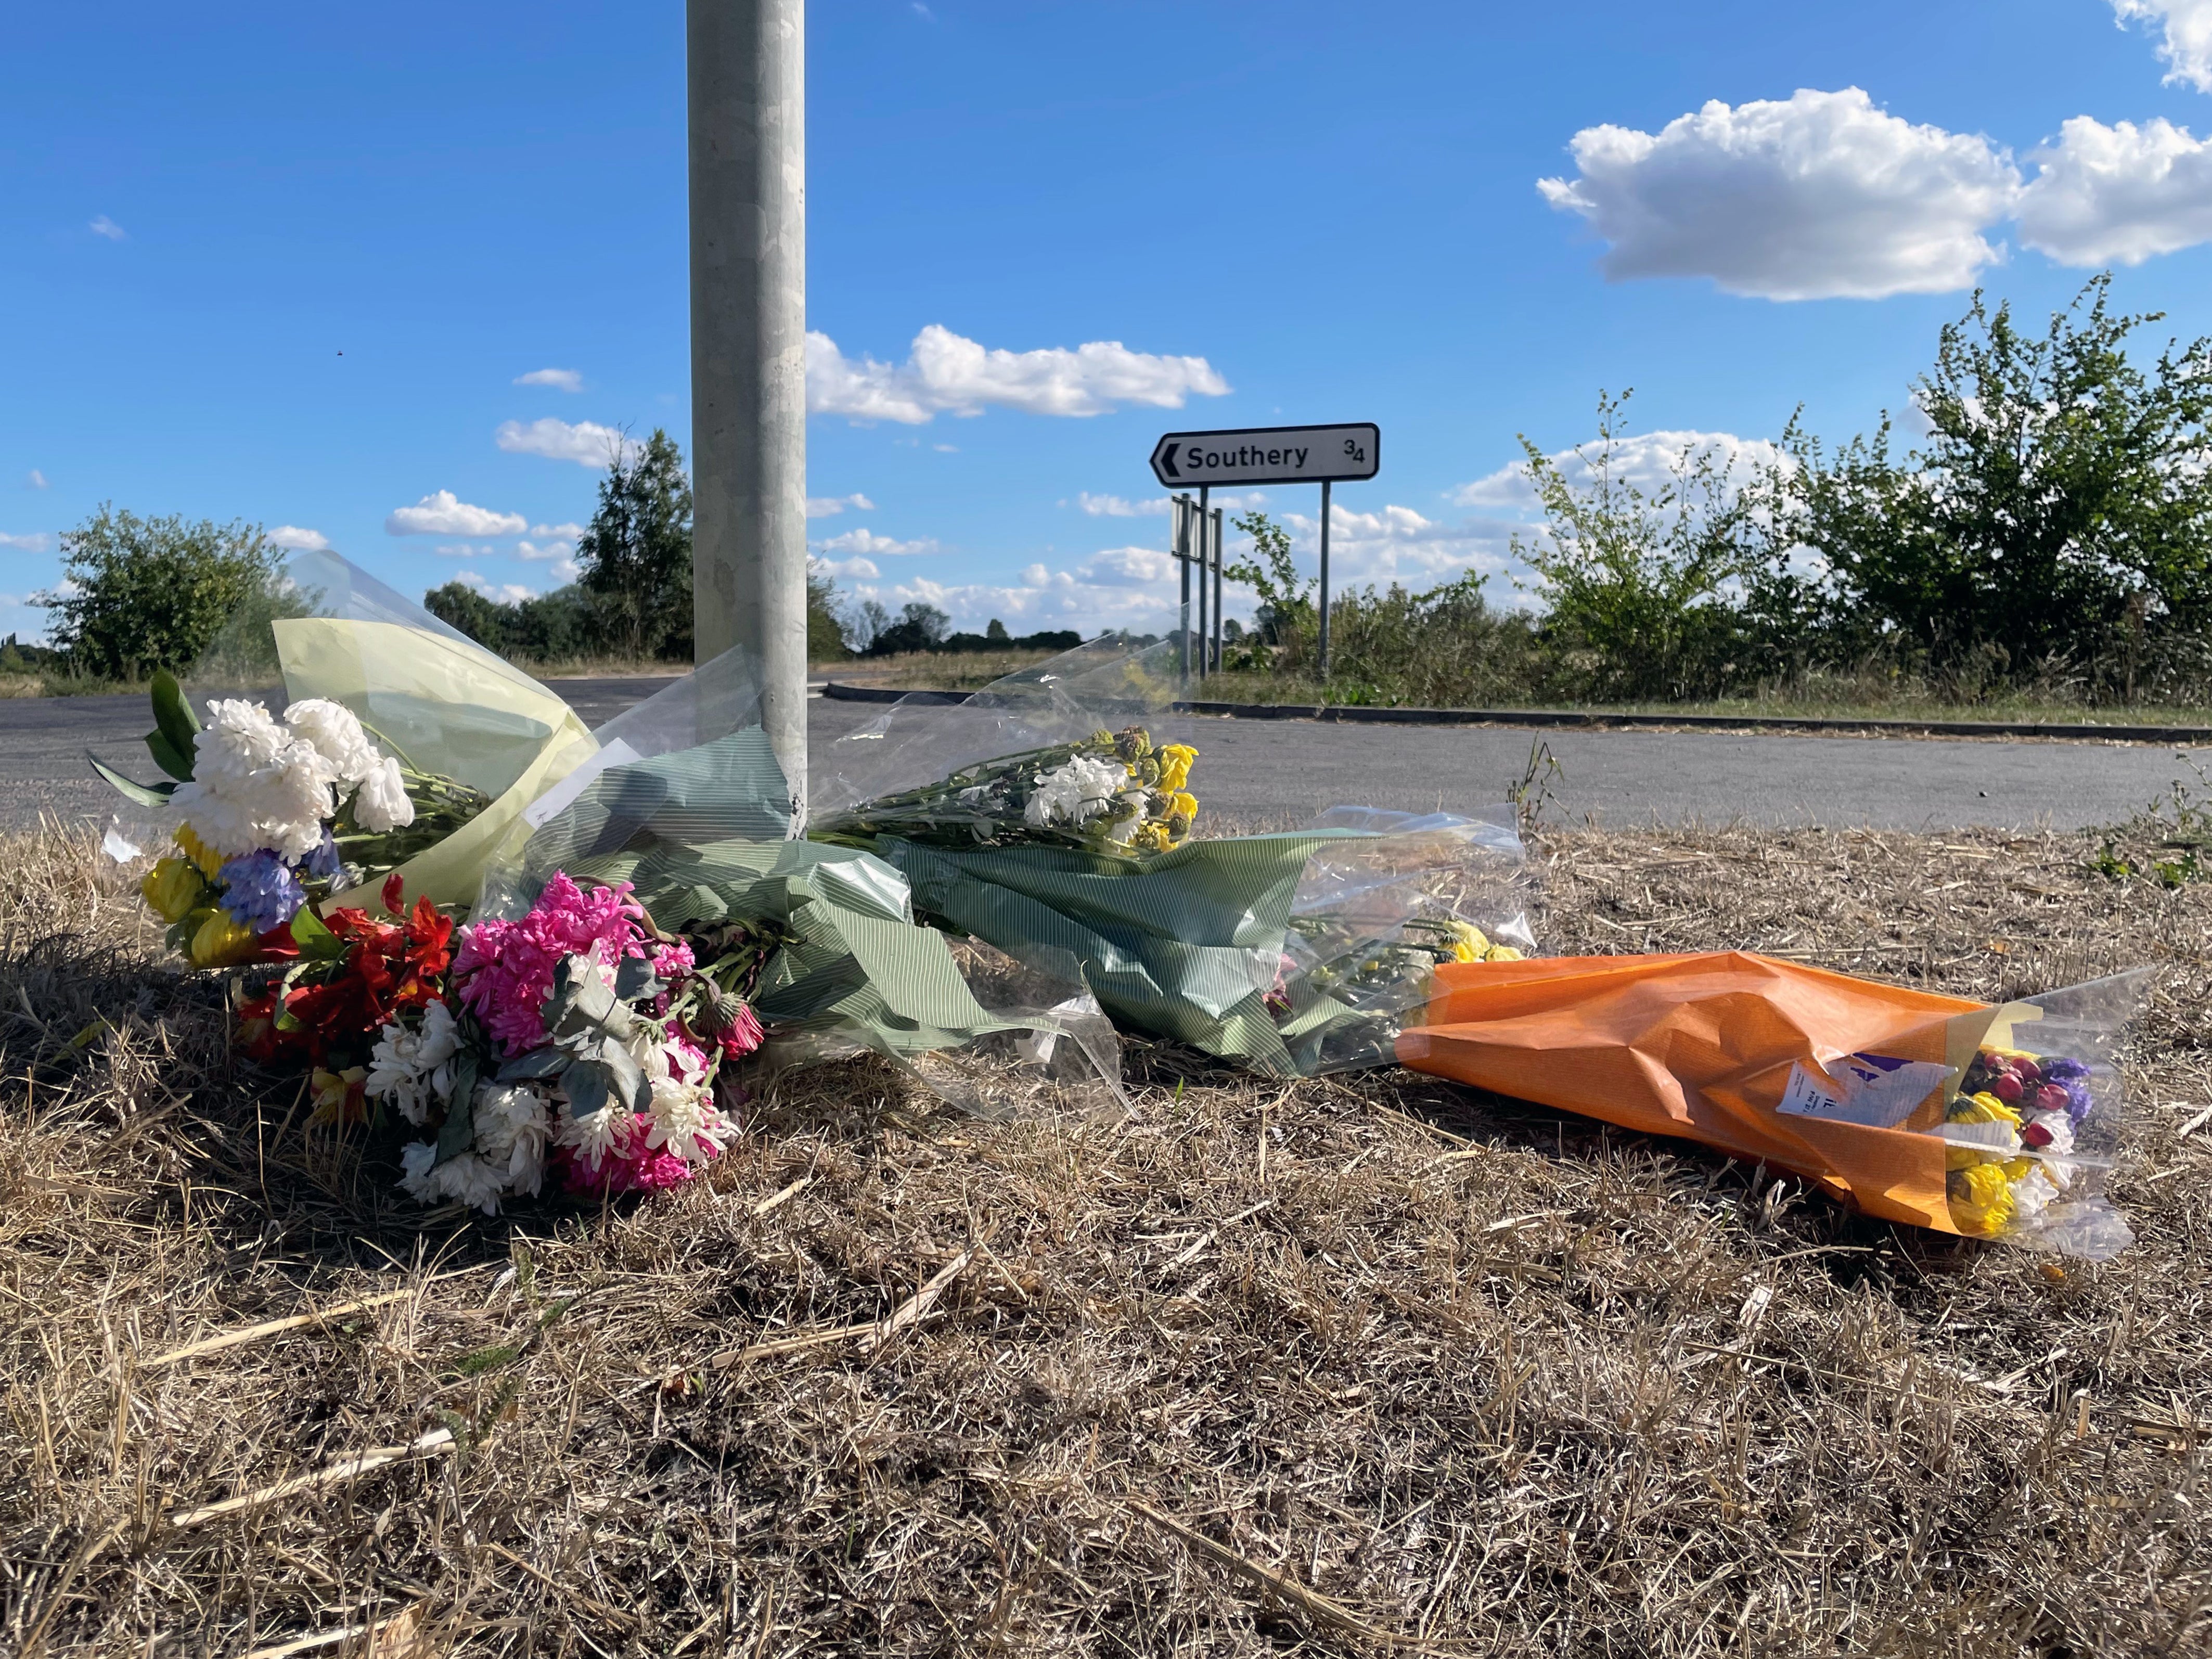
[1224, 511, 1316, 659]
[1771, 276, 2212, 693]
[985, 618, 1010, 642]
[574, 428, 693, 661]
[865, 601, 951, 656]
[35, 506, 284, 680]
[807, 568, 850, 662]
[1512, 391, 1758, 700]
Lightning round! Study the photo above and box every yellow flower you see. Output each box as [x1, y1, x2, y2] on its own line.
[1484, 944, 1524, 962]
[1946, 1163, 2016, 1236]
[1450, 940, 1478, 963]
[1947, 1091, 2021, 1127]
[308, 1065, 369, 1129]
[174, 824, 226, 878]
[141, 857, 208, 923]
[1158, 744, 1198, 793]
[1169, 790, 1199, 822]
[1130, 821, 1172, 853]
[189, 908, 260, 968]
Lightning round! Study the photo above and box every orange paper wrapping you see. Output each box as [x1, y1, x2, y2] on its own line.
[1396, 952, 2005, 1234]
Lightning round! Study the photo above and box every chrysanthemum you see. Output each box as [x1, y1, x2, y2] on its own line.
[364, 999, 462, 1125]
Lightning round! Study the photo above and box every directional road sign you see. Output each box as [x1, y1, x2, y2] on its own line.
[1150, 422, 1380, 489]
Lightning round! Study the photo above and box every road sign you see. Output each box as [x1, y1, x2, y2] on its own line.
[1149, 422, 1379, 489]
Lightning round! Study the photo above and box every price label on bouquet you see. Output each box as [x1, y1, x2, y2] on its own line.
[1150, 422, 1380, 488]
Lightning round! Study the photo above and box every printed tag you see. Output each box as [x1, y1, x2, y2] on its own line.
[1776, 1052, 1953, 1129]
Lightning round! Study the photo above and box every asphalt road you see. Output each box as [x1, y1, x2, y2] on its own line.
[3, 676, 2198, 837]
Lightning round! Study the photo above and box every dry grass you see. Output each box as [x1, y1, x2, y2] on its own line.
[831, 650, 1066, 692]
[3, 818, 2210, 1657]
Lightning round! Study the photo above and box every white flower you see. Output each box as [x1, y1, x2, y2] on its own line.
[364, 1001, 462, 1125]
[2010, 1163, 2061, 1226]
[284, 699, 380, 784]
[174, 696, 340, 858]
[1023, 754, 1127, 829]
[472, 1082, 550, 1198]
[557, 1099, 631, 1163]
[352, 754, 415, 833]
[646, 1074, 712, 1164]
[397, 1141, 509, 1214]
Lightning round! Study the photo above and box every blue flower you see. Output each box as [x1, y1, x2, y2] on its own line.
[217, 850, 307, 934]
[300, 828, 341, 882]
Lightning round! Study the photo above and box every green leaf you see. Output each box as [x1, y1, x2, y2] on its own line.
[452, 1343, 523, 1376]
[150, 669, 202, 755]
[433, 1050, 481, 1165]
[144, 728, 196, 783]
[598, 1034, 647, 1111]
[89, 752, 176, 807]
[289, 907, 347, 962]
[613, 955, 660, 1000]
[564, 1061, 611, 1123]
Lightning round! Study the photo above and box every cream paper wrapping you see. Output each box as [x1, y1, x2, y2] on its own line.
[274, 617, 597, 911]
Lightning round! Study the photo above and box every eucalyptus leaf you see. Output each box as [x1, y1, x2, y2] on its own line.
[433, 1050, 481, 1166]
[598, 1035, 647, 1110]
[564, 1060, 611, 1122]
[497, 1046, 570, 1082]
[613, 956, 660, 1001]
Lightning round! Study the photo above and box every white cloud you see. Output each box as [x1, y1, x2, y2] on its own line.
[550, 555, 581, 583]
[1075, 492, 1171, 517]
[814, 527, 940, 557]
[435, 542, 504, 559]
[806, 325, 1230, 423]
[515, 367, 584, 393]
[457, 571, 537, 604]
[88, 215, 126, 241]
[530, 521, 585, 539]
[387, 491, 529, 536]
[516, 538, 575, 562]
[1451, 429, 1788, 512]
[1538, 87, 2021, 300]
[809, 555, 882, 582]
[0, 531, 53, 552]
[494, 418, 642, 469]
[2018, 115, 2212, 263]
[2112, 1, 2212, 93]
[24, 470, 47, 490]
[1081, 546, 1179, 585]
[266, 525, 331, 552]
[805, 493, 877, 518]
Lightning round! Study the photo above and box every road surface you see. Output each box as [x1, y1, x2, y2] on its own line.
[1, 677, 2195, 837]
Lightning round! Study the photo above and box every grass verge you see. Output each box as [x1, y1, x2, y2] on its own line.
[2, 821, 2208, 1655]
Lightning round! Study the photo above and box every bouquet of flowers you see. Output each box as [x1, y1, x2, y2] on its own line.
[1399, 952, 2143, 1258]
[108, 672, 492, 968]
[239, 868, 767, 1213]
[811, 725, 1201, 855]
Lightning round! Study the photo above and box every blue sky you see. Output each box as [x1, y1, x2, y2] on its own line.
[8, 1, 2212, 644]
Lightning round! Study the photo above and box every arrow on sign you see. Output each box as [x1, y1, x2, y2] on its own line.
[1158, 442, 1180, 479]
[1149, 422, 1380, 488]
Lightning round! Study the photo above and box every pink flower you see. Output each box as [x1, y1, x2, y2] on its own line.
[552, 1113, 720, 1197]
[455, 872, 684, 1057]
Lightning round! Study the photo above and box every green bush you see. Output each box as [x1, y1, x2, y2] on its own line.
[34, 507, 284, 680]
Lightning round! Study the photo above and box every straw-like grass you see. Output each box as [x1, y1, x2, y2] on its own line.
[3, 818, 2208, 1657]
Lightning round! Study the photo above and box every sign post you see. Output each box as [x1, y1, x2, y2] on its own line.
[1150, 422, 1378, 685]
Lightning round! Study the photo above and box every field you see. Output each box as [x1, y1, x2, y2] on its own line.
[3, 816, 2209, 1657]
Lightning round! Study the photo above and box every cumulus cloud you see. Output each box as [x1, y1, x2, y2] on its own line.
[387, 492, 529, 536]
[551, 555, 581, 582]
[1451, 429, 1789, 512]
[2112, 0, 2212, 93]
[1538, 87, 2021, 300]
[814, 528, 940, 557]
[457, 571, 536, 605]
[810, 555, 882, 582]
[266, 525, 331, 552]
[0, 531, 54, 552]
[494, 418, 642, 469]
[2018, 115, 2212, 263]
[530, 521, 585, 539]
[88, 215, 126, 241]
[24, 470, 47, 490]
[805, 493, 877, 518]
[806, 325, 1230, 423]
[435, 542, 503, 559]
[514, 367, 584, 392]
[516, 538, 575, 562]
[1075, 492, 1171, 517]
